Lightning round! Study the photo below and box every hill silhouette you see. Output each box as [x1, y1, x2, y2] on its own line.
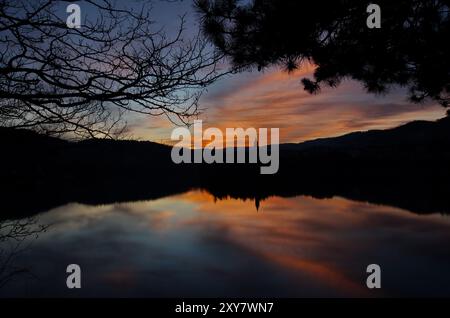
[283, 115, 450, 155]
[1, 115, 450, 220]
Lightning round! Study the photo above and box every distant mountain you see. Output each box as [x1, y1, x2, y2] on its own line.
[282, 115, 450, 156]
[0, 126, 67, 147]
[2, 114, 449, 162]
[1, 115, 450, 218]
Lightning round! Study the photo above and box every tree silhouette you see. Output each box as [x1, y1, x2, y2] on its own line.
[196, 0, 450, 107]
[0, 0, 225, 138]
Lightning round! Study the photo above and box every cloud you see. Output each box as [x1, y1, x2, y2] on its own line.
[200, 67, 446, 143]
[131, 65, 446, 143]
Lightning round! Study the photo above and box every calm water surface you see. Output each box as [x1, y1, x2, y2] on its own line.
[2, 190, 450, 297]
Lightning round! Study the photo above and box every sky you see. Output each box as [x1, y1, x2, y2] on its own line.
[122, 1, 447, 144]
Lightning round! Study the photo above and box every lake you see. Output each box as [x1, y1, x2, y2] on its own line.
[1, 190, 450, 297]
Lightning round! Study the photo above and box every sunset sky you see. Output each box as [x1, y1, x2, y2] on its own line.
[127, 1, 446, 144]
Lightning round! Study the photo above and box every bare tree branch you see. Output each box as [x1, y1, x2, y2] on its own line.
[0, 0, 227, 138]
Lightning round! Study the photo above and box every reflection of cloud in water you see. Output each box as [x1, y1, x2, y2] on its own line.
[2, 191, 450, 297]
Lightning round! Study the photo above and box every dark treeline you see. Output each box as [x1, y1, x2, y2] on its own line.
[1, 115, 450, 220]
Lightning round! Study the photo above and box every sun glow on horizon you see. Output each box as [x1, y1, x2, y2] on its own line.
[130, 65, 446, 145]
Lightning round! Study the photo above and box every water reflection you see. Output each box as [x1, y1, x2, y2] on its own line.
[1, 191, 450, 297]
[0, 218, 48, 289]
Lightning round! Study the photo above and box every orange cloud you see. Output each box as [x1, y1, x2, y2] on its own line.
[131, 64, 446, 144]
[200, 67, 445, 143]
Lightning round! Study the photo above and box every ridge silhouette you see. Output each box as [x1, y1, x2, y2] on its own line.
[1, 114, 450, 220]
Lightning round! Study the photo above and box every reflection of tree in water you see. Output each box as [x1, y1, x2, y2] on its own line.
[0, 218, 48, 289]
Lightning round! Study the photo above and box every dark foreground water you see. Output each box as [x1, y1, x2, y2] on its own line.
[1, 190, 450, 297]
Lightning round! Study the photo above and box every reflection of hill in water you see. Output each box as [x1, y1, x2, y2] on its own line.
[1, 115, 450, 220]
